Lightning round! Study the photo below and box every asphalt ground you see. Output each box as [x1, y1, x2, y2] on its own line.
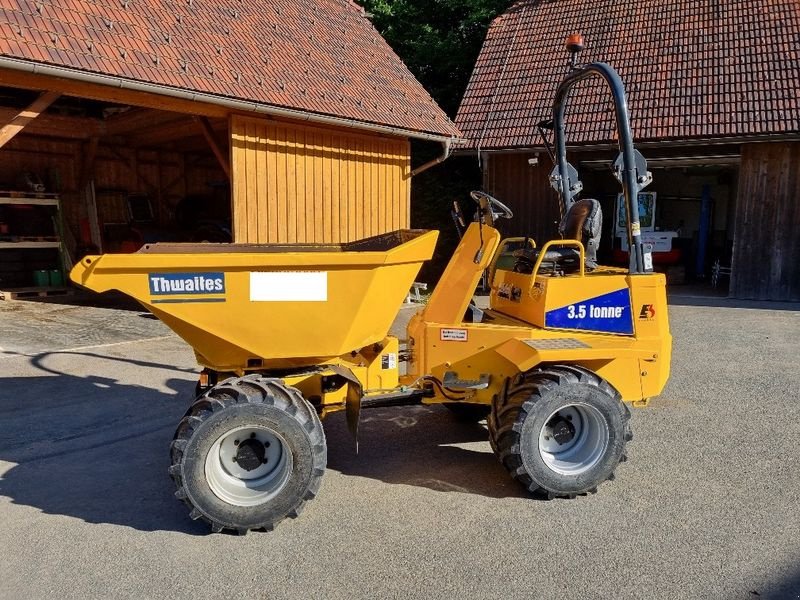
[0, 292, 799, 599]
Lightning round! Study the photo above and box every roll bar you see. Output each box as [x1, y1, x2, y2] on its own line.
[550, 44, 653, 274]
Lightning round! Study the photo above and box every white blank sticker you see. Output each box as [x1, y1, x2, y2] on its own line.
[250, 271, 328, 302]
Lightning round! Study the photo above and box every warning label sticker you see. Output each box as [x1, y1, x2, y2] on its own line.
[440, 328, 468, 342]
[381, 353, 397, 370]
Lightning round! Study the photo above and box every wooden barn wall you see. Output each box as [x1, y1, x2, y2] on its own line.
[483, 153, 561, 243]
[0, 135, 225, 241]
[731, 142, 800, 301]
[231, 115, 410, 244]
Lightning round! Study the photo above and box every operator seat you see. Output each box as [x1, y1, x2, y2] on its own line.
[512, 198, 602, 274]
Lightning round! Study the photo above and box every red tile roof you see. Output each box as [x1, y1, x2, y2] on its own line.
[455, 0, 800, 149]
[0, 0, 459, 138]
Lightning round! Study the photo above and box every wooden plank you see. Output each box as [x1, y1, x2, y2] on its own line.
[389, 143, 398, 230]
[346, 137, 356, 241]
[328, 134, 338, 243]
[106, 146, 158, 193]
[485, 153, 559, 244]
[0, 286, 74, 301]
[340, 138, 348, 241]
[230, 115, 247, 242]
[78, 137, 99, 192]
[285, 127, 297, 243]
[244, 119, 259, 243]
[370, 141, 379, 236]
[255, 123, 268, 244]
[266, 122, 279, 243]
[229, 114, 411, 244]
[354, 137, 364, 240]
[0, 241, 60, 249]
[399, 142, 410, 229]
[276, 125, 289, 243]
[86, 180, 102, 252]
[732, 142, 800, 301]
[313, 131, 324, 243]
[297, 127, 310, 243]
[195, 116, 230, 179]
[0, 91, 61, 149]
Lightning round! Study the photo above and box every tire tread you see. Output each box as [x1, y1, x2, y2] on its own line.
[169, 375, 326, 534]
[487, 365, 630, 498]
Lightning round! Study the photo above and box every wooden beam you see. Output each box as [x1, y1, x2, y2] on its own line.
[0, 69, 228, 118]
[105, 108, 182, 136]
[127, 117, 202, 148]
[78, 137, 100, 191]
[0, 107, 104, 140]
[0, 90, 61, 149]
[194, 116, 231, 179]
[106, 146, 158, 193]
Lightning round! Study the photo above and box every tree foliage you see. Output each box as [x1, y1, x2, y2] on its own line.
[359, 0, 513, 281]
[360, 0, 512, 117]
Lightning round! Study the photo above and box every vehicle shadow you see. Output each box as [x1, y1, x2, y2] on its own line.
[325, 405, 528, 500]
[0, 352, 208, 536]
[1, 351, 529, 536]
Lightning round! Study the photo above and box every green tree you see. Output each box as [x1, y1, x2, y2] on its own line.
[360, 0, 513, 281]
[361, 0, 511, 117]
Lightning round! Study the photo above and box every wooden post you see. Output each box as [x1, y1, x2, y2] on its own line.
[194, 116, 231, 179]
[0, 91, 61, 149]
[78, 137, 99, 191]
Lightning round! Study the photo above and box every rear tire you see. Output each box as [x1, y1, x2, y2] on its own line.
[488, 365, 631, 498]
[443, 403, 490, 422]
[170, 375, 326, 533]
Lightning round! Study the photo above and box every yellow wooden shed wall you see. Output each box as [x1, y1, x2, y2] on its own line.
[230, 115, 411, 243]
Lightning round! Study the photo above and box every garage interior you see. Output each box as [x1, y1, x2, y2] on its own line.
[0, 85, 229, 297]
[580, 149, 740, 291]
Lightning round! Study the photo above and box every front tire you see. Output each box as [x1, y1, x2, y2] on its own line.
[170, 375, 326, 533]
[488, 366, 631, 498]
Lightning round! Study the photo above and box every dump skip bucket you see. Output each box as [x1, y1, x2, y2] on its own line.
[70, 230, 438, 370]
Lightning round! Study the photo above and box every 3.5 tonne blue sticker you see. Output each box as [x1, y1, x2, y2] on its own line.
[545, 288, 633, 334]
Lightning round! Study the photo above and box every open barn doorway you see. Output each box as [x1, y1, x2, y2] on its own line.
[0, 86, 229, 297]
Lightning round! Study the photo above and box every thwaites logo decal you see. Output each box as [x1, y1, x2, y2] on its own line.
[440, 328, 468, 342]
[639, 304, 656, 319]
[545, 288, 634, 334]
[148, 272, 226, 303]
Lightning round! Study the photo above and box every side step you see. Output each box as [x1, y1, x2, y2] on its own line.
[361, 386, 433, 410]
[442, 371, 491, 390]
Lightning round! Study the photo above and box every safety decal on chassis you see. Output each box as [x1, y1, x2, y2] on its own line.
[440, 328, 468, 342]
[545, 288, 634, 335]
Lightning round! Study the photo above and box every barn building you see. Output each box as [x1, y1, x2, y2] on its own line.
[0, 0, 458, 294]
[455, 0, 800, 301]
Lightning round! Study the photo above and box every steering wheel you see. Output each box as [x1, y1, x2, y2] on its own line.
[470, 190, 514, 220]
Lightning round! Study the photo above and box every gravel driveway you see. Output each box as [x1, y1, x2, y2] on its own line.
[0, 293, 798, 599]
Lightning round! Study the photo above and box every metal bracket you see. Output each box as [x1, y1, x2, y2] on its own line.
[549, 162, 582, 204]
[327, 365, 363, 453]
[442, 371, 491, 390]
[613, 149, 652, 193]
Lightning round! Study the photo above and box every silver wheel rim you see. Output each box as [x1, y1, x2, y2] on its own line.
[538, 404, 609, 476]
[205, 425, 292, 507]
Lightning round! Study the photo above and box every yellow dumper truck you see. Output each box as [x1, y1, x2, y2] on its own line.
[71, 46, 671, 534]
